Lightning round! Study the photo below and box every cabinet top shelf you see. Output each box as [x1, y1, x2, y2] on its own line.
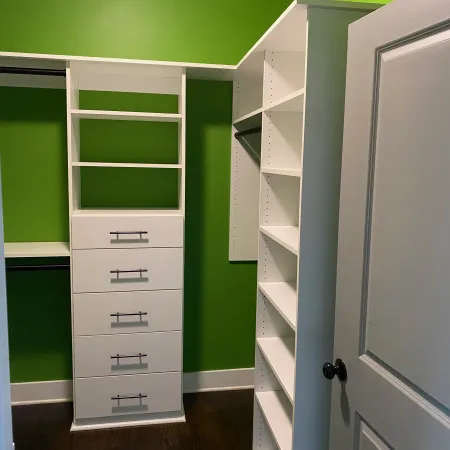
[71, 109, 182, 123]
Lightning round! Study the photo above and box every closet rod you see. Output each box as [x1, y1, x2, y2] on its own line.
[0, 67, 66, 77]
[234, 126, 262, 139]
[6, 264, 70, 271]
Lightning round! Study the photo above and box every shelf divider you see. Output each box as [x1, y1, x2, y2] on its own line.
[71, 109, 182, 122]
[5, 242, 70, 258]
[256, 391, 293, 450]
[257, 337, 295, 402]
[72, 162, 182, 169]
[258, 282, 297, 330]
[260, 226, 299, 255]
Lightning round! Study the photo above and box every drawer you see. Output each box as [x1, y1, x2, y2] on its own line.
[72, 214, 183, 249]
[74, 331, 182, 378]
[73, 290, 182, 336]
[75, 372, 182, 419]
[72, 248, 183, 293]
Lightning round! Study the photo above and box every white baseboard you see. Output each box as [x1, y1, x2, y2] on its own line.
[11, 368, 254, 406]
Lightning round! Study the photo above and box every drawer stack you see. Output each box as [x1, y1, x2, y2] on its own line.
[71, 212, 184, 428]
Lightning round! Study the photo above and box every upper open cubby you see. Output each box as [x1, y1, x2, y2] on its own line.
[67, 61, 186, 215]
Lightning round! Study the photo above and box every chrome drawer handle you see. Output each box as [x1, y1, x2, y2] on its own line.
[111, 393, 148, 408]
[111, 352, 147, 362]
[110, 311, 148, 318]
[109, 231, 148, 244]
[110, 269, 148, 283]
[111, 394, 148, 401]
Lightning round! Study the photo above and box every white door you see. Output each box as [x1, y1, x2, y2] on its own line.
[328, 0, 450, 449]
[0, 167, 13, 450]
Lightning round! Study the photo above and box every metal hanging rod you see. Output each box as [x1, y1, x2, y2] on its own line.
[6, 264, 70, 271]
[0, 66, 66, 77]
[234, 126, 262, 139]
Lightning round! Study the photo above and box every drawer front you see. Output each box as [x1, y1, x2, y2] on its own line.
[75, 372, 182, 419]
[73, 290, 183, 336]
[72, 215, 183, 249]
[74, 332, 182, 378]
[72, 248, 183, 293]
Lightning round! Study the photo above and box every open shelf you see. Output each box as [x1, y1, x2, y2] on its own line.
[261, 167, 301, 177]
[260, 226, 299, 255]
[72, 162, 182, 169]
[233, 107, 263, 126]
[258, 282, 297, 330]
[265, 88, 305, 113]
[72, 109, 182, 122]
[255, 391, 293, 450]
[257, 337, 295, 402]
[5, 242, 70, 258]
[72, 208, 182, 217]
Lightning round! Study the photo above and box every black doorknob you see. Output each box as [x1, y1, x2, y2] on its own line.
[322, 358, 347, 382]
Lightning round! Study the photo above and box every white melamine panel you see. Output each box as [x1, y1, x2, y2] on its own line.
[258, 282, 297, 330]
[72, 248, 183, 293]
[258, 234, 297, 284]
[261, 111, 303, 172]
[72, 162, 182, 169]
[74, 331, 182, 378]
[253, 401, 278, 450]
[256, 291, 293, 339]
[72, 214, 183, 249]
[257, 338, 295, 402]
[72, 208, 182, 217]
[233, 52, 265, 121]
[260, 174, 300, 227]
[78, 73, 181, 95]
[75, 372, 182, 419]
[255, 391, 293, 450]
[73, 290, 182, 336]
[4, 242, 70, 258]
[264, 89, 304, 113]
[263, 52, 305, 108]
[260, 226, 299, 255]
[360, 422, 390, 450]
[72, 109, 182, 122]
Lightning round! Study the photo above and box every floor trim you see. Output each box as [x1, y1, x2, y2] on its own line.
[11, 368, 254, 405]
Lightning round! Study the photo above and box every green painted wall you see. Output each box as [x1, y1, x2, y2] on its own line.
[0, 0, 388, 65]
[0, 0, 390, 382]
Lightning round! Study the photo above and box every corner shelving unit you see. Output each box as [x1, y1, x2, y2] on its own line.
[230, 2, 370, 449]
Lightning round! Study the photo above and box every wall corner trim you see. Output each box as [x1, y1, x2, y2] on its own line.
[11, 368, 255, 406]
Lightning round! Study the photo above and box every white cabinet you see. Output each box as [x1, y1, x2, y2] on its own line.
[73, 290, 183, 336]
[67, 61, 186, 431]
[72, 213, 184, 249]
[74, 332, 182, 378]
[72, 247, 184, 293]
[75, 372, 182, 420]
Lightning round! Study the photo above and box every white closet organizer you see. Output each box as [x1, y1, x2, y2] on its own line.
[67, 61, 187, 430]
[229, 3, 368, 450]
[0, 0, 376, 436]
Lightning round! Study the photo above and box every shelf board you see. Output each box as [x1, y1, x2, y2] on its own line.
[71, 109, 182, 122]
[72, 162, 182, 169]
[257, 337, 295, 402]
[72, 208, 182, 217]
[5, 242, 70, 258]
[261, 167, 301, 177]
[255, 391, 293, 450]
[258, 282, 297, 330]
[260, 226, 299, 255]
[233, 107, 263, 125]
[264, 88, 305, 113]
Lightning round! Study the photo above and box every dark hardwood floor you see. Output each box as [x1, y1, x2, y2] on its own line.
[12, 390, 254, 450]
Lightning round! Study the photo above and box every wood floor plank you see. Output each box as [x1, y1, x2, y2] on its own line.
[12, 390, 254, 450]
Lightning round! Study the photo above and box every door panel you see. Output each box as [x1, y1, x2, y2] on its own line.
[329, 1, 450, 449]
[367, 28, 450, 410]
[359, 422, 391, 450]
